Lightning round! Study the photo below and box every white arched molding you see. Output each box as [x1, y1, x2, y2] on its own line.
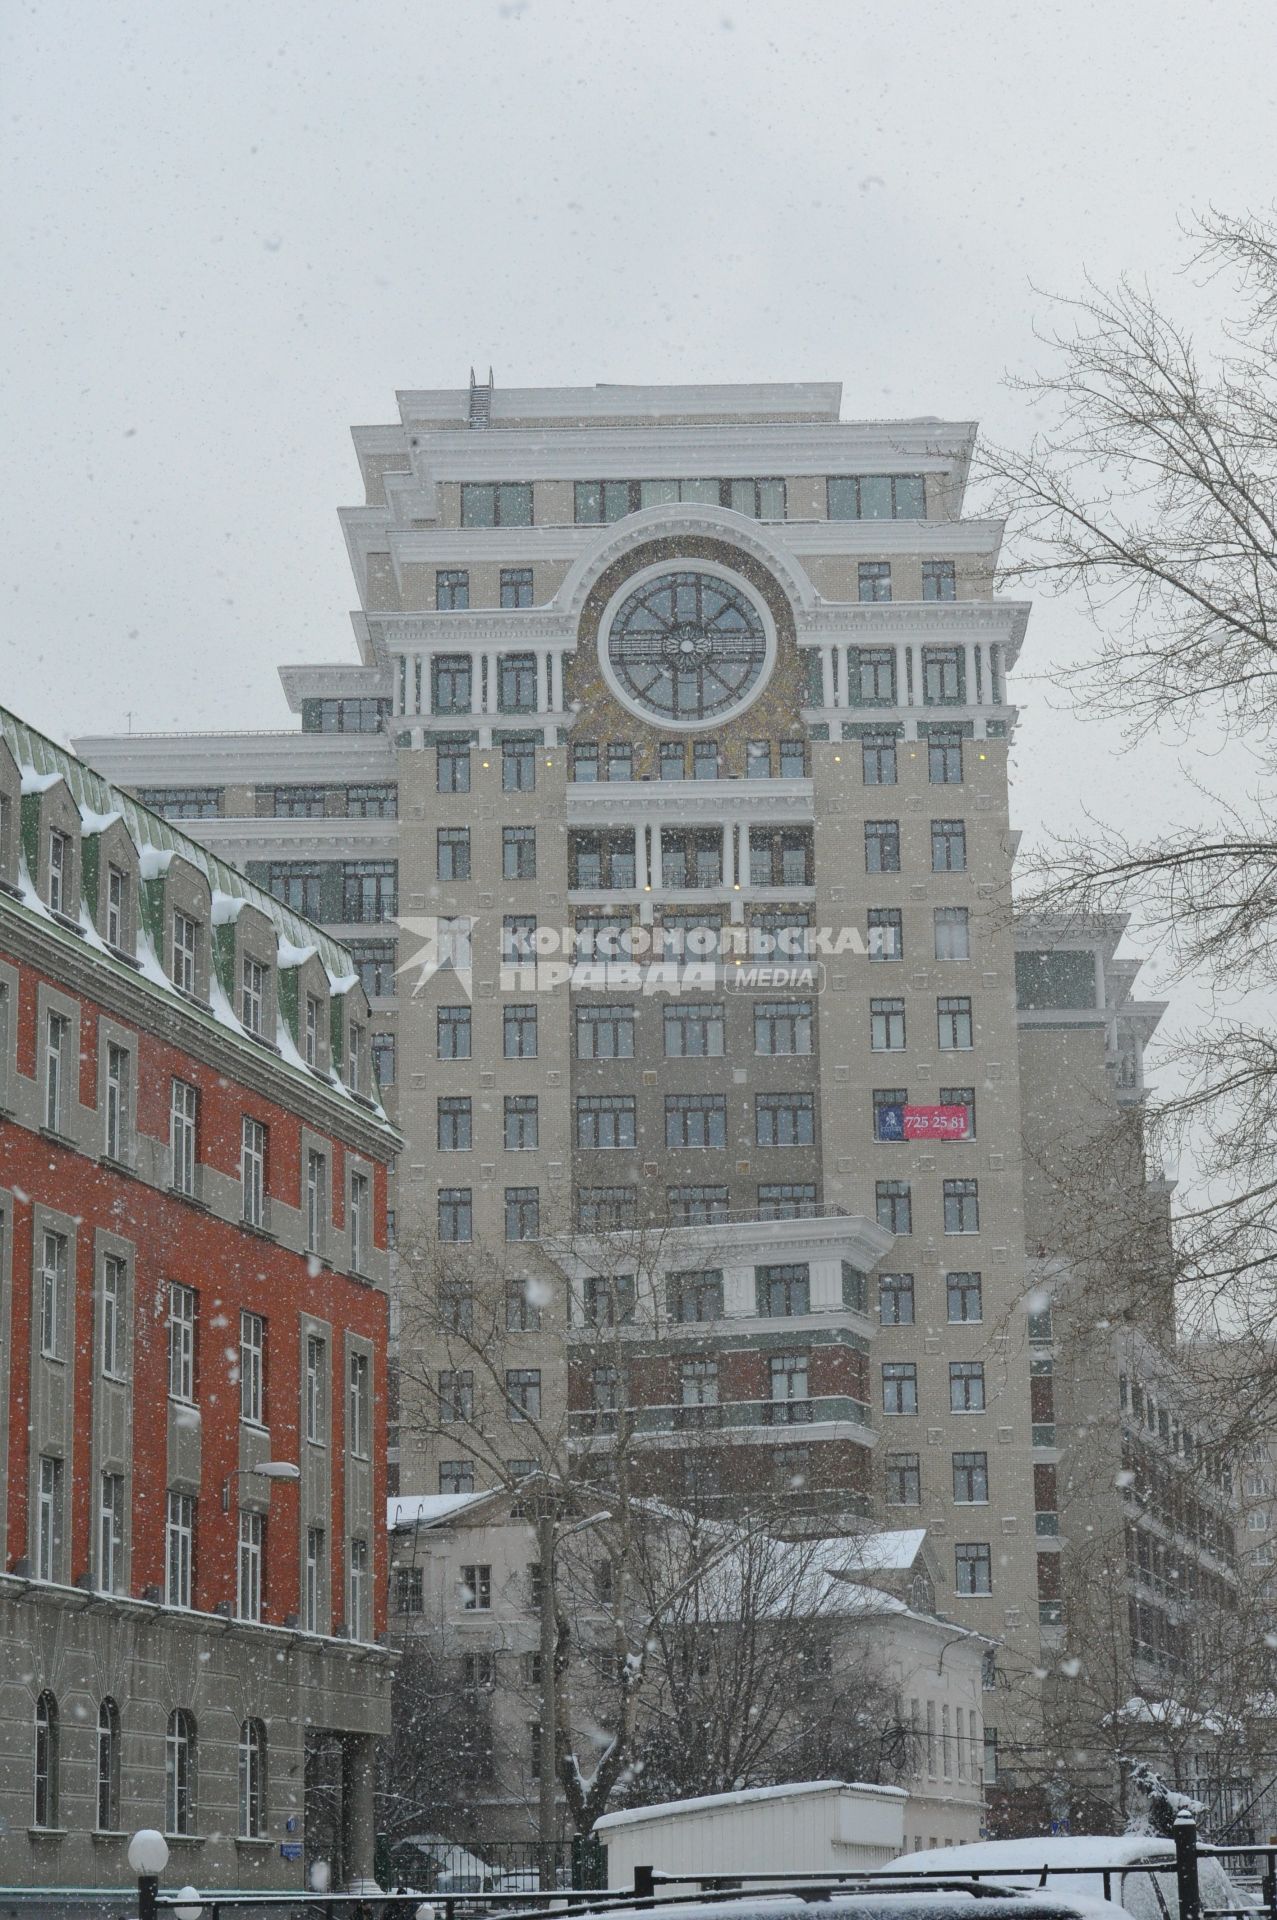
[558, 503, 820, 637]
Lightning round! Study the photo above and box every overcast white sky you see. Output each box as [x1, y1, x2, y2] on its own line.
[2, 0, 1274, 890]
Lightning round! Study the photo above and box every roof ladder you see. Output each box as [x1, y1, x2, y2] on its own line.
[468, 366, 494, 428]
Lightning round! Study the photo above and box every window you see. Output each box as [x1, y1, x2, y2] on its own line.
[879, 1272, 915, 1326]
[606, 741, 634, 780]
[667, 1185, 729, 1224]
[172, 910, 198, 993]
[342, 860, 397, 921]
[758, 1263, 810, 1316]
[97, 1254, 126, 1379]
[237, 1510, 264, 1620]
[505, 1186, 540, 1241]
[865, 819, 901, 873]
[499, 654, 539, 713]
[669, 1269, 724, 1322]
[870, 998, 906, 1050]
[36, 1455, 64, 1580]
[922, 559, 957, 601]
[575, 479, 633, 523]
[497, 826, 537, 885]
[165, 1708, 196, 1834]
[348, 1537, 370, 1640]
[861, 733, 898, 784]
[168, 1282, 195, 1401]
[506, 1369, 541, 1420]
[932, 818, 967, 872]
[39, 1228, 67, 1359]
[503, 738, 536, 792]
[96, 1699, 120, 1832]
[585, 1274, 636, 1327]
[944, 1178, 980, 1234]
[576, 1006, 633, 1067]
[934, 906, 970, 960]
[48, 829, 69, 913]
[667, 1092, 727, 1148]
[371, 1033, 395, 1087]
[140, 784, 225, 816]
[241, 1117, 267, 1228]
[929, 730, 963, 783]
[577, 1185, 636, 1231]
[497, 1002, 536, 1059]
[272, 784, 326, 818]
[437, 740, 471, 793]
[438, 1004, 472, 1059]
[34, 1693, 59, 1829]
[592, 1366, 621, 1413]
[501, 566, 534, 608]
[395, 1566, 424, 1614]
[770, 1353, 810, 1414]
[876, 1179, 912, 1234]
[438, 1368, 474, 1424]
[754, 1000, 812, 1054]
[347, 782, 397, 817]
[166, 1491, 194, 1608]
[887, 1453, 921, 1505]
[239, 1720, 267, 1839]
[106, 866, 127, 948]
[758, 1182, 818, 1219]
[948, 1271, 983, 1322]
[954, 1451, 989, 1503]
[745, 740, 770, 778]
[440, 1459, 475, 1494]
[945, 1081, 977, 1135]
[506, 1280, 541, 1332]
[348, 1351, 371, 1457]
[461, 481, 532, 526]
[572, 743, 599, 781]
[436, 826, 471, 882]
[664, 1002, 725, 1057]
[756, 1092, 814, 1146]
[438, 1188, 472, 1241]
[303, 698, 389, 734]
[938, 995, 974, 1049]
[435, 567, 470, 610]
[867, 907, 903, 963]
[43, 1011, 67, 1133]
[922, 645, 964, 705]
[301, 1151, 326, 1257]
[504, 1093, 538, 1150]
[852, 648, 898, 707]
[956, 1542, 992, 1595]
[305, 1336, 326, 1444]
[680, 1359, 718, 1409]
[827, 474, 925, 519]
[858, 560, 892, 602]
[883, 1363, 918, 1415]
[347, 1021, 364, 1094]
[266, 863, 322, 915]
[577, 1094, 636, 1149]
[240, 956, 267, 1036]
[438, 1095, 472, 1150]
[240, 1312, 265, 1424]
[950, 1360, 986, 1412]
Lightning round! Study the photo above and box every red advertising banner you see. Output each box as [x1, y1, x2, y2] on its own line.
[903, 1104, 969, 1140]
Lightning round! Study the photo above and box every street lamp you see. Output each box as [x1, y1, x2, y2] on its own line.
[173, 1888, 203, 1920]
[128, 1828, 169, 1920]
[221, 1460, 301, 1512]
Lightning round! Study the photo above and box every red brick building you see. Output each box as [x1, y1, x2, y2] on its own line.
[0, 707, 400, 1888]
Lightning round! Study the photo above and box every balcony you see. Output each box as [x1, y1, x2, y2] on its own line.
[568, 1394, 871, 1446]
[763, 1399, 814, 1427]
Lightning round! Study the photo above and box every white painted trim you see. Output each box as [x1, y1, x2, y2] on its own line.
[592, 556, 778, 734]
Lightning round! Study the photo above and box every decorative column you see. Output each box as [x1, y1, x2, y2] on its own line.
[833, 644, 847, 709]
[739, 823, 751, 889]
[635, 821, 649, 893]
[964, 641, 978, 708]
[821, 649, 835, 709]
[721, 822, 732, 889]
[340, 1732, 377, 1889]
[651, 823, 664, 891]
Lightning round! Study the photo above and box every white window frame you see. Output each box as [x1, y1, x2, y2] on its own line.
[98, 1471, 125, 1593]
[348, 1351, 370, 1458]
[44, 1012, 67, 1133]
[165, 1490, 194, 1608]
[168, 1282, 195, 1402]
[39, 1228, 66, 1359]
[172, 910, 197, 994]
[348, 1536, 369, 1640]
[36, 1455, 63, 1581]
[106, 864, 126, 948]
[304, 994, 320, 1067]
[101, 1253, 125, 1378]
[305, 1334, 326, 1444]
[238, 1719, 267, 1839]
[241, 955, 267, 1036]
[305, 1150, 326, 1255]
[237, 1509, 264, 1621]
[48, 830, 67, 913]
[304, 1526, 324, 1631]
[170, 1079, 198, 1195]
[105, 1042, 129, 1160]
[241, 1116, 266, 1227]
[350, 1169, 370, 1275]
[240, 1311, 265, 1425]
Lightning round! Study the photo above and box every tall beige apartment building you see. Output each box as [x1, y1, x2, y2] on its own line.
[81, 376, 1197, 1808]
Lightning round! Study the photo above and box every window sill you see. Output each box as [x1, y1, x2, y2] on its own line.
[168, 1186, 209, 1211]
[162, 1833, 207, 1846]
[38, 1127, 76, 1149]
[28, 1827, 68, 1840]
[106, 942, 143, 972]
[235, 1836, 274, 1850]
[91, 1830, 129, 1843]
[239, 1221, 277, 1243]
[100, 1153, 139, 1179]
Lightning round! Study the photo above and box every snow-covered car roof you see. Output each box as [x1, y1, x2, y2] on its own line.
[536, 1892, 1129, 1920]
[895, 1841, 1179, 1872]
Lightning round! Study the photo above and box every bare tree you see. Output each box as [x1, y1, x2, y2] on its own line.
[979, 207, 1277, 1439]
[378, 1632, 499, 1862]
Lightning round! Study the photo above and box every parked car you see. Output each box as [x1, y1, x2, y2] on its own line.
[500, 1889, 1128, 1920]
[892, 1836, 1257, 1920]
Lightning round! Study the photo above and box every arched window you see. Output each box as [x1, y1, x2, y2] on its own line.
[96, 1699, 121, 1832]
[165, 1709, 196, 1836]
[34, 1692, 59, 1829]
[238, 1717, 267, 1838]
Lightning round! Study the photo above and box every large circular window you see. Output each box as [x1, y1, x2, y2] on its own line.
[598, 564, 775, 727]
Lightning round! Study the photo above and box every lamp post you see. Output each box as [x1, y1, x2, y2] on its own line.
[128, 1828, 169, 1920]
[221, 1459, 301, 1512]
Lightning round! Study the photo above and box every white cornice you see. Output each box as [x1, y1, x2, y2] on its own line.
[369, 419, 973, 473]
[393, 380, 847, 425]
[566, 777, 814, 828]
[191, 815, 397, 856]
[75, 731, 395, 785]
[278, 663, 391, 710]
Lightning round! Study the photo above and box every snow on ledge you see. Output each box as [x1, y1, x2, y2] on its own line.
[19, 765, 64, 795]
[594, 1780, 908, 1834]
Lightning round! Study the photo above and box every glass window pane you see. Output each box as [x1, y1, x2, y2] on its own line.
[860, 475, 893, 520]
[640, 479, 679, 508]
[499, 483, 533, 526]
[575, 482, 602, 523]
[602, 482, 631, 521]
[461, 484, 495, 527]
[728, 479, 754, 515]
[895, 475, 926, 517]
[679, 479, 719, 504]
[758, 479, 785, 521]
[827, 477, 857, 520]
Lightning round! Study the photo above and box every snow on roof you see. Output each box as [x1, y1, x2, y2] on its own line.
[19, 765, 64, 795]
[839, 1528, 927, 1572]
[78, 803, 123, 836]
[277, 936, 319, 969]
[894, 1837, 1177, 1874]
[595, 1780, 906, 1833]
[387, 1491, 501, 1530]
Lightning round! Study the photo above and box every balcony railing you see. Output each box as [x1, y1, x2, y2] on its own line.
[763, 1399, 814, 1426]
[568, 1395, 871, 1440]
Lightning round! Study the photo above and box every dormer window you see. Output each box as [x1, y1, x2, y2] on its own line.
[241, 956, 267, 1037]
[48, 831, 68, 913]
[304, 994, 321, 1067]
[106, 867, 127, 949]
[348, 1022, 364, 1092]
[172, 912, 197, 994]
